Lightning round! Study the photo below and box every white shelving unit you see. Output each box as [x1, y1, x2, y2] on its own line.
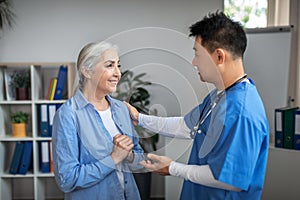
[0, 63, 75, 200]
[262, 144, 300, 200]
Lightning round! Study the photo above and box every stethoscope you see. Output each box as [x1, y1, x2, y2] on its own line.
[190, 74, 248, 137]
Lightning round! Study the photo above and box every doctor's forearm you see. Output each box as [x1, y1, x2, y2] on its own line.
[138, 114, 191, 139]
[169, 162, 241, 192]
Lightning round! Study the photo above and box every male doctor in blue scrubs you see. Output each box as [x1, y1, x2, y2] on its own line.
[125, 11, 269, 199]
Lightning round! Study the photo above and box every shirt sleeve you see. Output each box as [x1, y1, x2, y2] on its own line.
[138, 114, 191, 139]
[169, 161, 240, 191]
[52, 106, 116, 193]
[125, 125, 145, 171]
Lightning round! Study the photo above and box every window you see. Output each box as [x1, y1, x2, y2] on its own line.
[224, 0, 268, 28]
[224, 0, 290, 28]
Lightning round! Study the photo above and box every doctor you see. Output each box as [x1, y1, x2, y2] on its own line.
[125, 11, 269, 199]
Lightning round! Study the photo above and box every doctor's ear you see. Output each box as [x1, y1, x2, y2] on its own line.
[215, 49, 225, 63]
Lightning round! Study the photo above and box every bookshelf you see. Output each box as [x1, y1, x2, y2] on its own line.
[0, 63, 75, 200]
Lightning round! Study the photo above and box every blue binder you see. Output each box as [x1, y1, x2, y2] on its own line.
[48, 104, 57, 137]
[54, 65, 68, 100]
[9, 141, 25, 174]
[275, 108, 284, 148]
[40, 141, 50, 173]
[18, 141, 33, 174]
[40, 104, 49, 137]
[294, 109, 300, 150]
[275, 107, 298, 149]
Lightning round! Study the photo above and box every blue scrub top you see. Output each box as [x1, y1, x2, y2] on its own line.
[183, 78, 269, 200]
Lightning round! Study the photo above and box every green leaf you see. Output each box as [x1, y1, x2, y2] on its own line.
[10, 70, 30, 88]
[11, 111, 29, 123]
[114, 70, 159, 146]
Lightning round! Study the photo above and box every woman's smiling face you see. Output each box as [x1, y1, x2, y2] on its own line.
[91, 48, 121, 95]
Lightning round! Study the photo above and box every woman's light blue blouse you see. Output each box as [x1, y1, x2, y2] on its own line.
[52, 90, 144, 200]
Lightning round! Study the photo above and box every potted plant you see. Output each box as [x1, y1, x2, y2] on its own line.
[113, 70, 159, 151]
[112, 70, 158, 200]
[11, 111, 29, 137]
[0, 0, 16, 31]
[10, 69, 30, 100]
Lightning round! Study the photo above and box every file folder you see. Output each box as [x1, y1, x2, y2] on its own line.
[275, 107, 298, 149]
[54, 65, 68, 100]
[40, 104, 49, 137]
[18, 141, 33, 174]
[40, 141, 50, 173]
[294, 109, 300, 150]
[49, 141, 54, 173]
[48, 104, 57, 137]
[9, 141, 25, 174]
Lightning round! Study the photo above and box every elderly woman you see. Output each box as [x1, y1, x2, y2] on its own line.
[52, 41, 144, 200]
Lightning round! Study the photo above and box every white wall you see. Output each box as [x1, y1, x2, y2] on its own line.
[244, 29, 292, 138]
[0, 0, 221, 63]
[0, 0, 223, 199]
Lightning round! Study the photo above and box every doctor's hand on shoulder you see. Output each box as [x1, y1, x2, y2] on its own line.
[124, 102, 139, 126]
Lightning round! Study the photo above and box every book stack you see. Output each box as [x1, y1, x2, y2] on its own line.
[46, 78, 57, 100]
[9, 141, 54, 174]
[46, 65, 68, 100]
[275, 106, 300, 150]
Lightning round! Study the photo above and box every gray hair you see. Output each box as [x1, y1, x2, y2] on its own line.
[76, 41, 118, 90]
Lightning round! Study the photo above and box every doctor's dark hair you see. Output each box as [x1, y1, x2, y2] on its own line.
[189, 11, 247, 60]
[76, 41, 118, 90]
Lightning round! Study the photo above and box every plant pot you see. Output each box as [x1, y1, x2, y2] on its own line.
[16, 87, 29, 100]
[12, 123, 26, 137]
